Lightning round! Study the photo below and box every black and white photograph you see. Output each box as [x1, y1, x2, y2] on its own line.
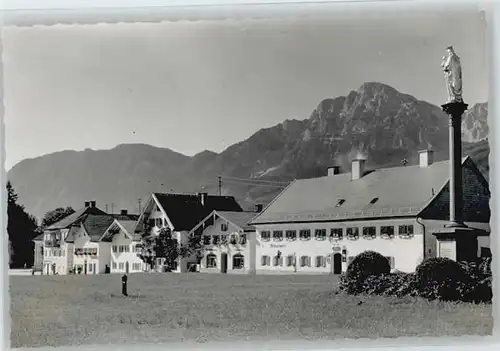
[2, 1, 494, 349]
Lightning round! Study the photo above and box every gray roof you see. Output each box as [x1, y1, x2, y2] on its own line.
[217, 211, 257, 231]
[100, 219, 142, 242]
[47, 206, 107, 230]
[250, 157, 470, 224]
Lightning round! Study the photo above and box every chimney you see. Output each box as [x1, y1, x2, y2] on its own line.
[198, 192, 208, 206]
[327, 166, 340, 176]
[255, 204, 263, 213]
[90, 201, 96, 208]
[351, 158, 366, 180]
[419, 149, 434, 168]
[84, 201, 90, 207]
[120, 209, 128, 216]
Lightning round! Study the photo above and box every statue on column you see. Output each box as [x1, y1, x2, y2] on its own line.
[441, 46, 463, 103]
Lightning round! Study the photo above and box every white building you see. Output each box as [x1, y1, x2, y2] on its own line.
[33, 201, 139, 275]
[100, 218, 146, 274]
[189, 210, 258, 274]
[134, 192, 244, 273]
[249, 150, 490, 274]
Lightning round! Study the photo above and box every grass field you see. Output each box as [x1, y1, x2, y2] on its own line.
[10, 273, 493, 348]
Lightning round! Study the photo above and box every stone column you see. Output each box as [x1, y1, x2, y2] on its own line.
[441, 101, 468, 228]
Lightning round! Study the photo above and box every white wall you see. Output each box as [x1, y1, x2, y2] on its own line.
[42, 243, 69, 275]
[99, 242, 111, 273]
[34, 242, 43, 268]
[254, 218, 423, 274]
[199, 216, 255, 274]
[110, 232, 145, 274]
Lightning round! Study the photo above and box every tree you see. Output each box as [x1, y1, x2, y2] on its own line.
[41, 206, 75, 228]
[155, 227, 179, 272]
[7, 181, 38, 268]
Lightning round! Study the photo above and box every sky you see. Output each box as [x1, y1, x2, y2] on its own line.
[2, 4, 488, 171]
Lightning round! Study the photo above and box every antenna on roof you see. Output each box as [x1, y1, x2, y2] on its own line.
[138, 198, 142, 213]
[111, 203, 114, 215]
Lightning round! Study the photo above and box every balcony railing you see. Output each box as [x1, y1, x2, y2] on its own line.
[44, 239, 61, 247]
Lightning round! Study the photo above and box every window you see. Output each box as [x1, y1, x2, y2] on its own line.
[380, 226, 395, 239]
[220, 235, 228, 245]
[112, 245, 118, 253]
[212, 235, 220, 245]
[346, 227, 359, 240]
[299, 229, 311, 241]
[273, 255, 283, 266]
[336, 199, 345, 207]
[362, 226, 376, 239]
[273, 231, 284, 241]
[239, 234, 247, 245]
[316, 256, 326, 268]
[261, 231, 271, 241]
[230, 235, 238, 245]
[232, 254, 244, 269]
[132, 263, 142, 271]
[88, 263, 93, 272]
[155, 218, 163, 228]
[203, 236, 211, 245]
[315, 229, 327, 241]
[221, 223, 228, 231]
[206, 254, 217, 268]
[261, 255, 271, 266]
[286, 255, 295, 267]
[286, 230, 297, 241]
[119, 263, 125, 270]
[300, 256, 311, 267]
[112, 261, 117, 269]
[398, 225, 414, 238]
[330, 228, 343, 240]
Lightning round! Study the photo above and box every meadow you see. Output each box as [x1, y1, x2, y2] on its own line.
[10, 273, 493, 348]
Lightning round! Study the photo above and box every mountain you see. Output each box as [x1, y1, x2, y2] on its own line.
[462, 102, 488, 142]
[7, 82, 490, 220]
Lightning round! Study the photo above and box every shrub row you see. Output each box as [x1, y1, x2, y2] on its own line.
[338, 251, 492, 303]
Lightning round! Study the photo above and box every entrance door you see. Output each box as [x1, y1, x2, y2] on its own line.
[220, 253, 228, 274]
[333, 253, 342, 274]
[125, 261, 130, 274]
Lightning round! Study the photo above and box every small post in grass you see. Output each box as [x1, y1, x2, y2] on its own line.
[121, 274, 128, 296]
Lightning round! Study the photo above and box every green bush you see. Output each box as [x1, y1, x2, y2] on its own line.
[339, 251, 391, 294]
[458, 259, 492, 303]
[415, 257, 473, 302]
[352, 271, 419, 297]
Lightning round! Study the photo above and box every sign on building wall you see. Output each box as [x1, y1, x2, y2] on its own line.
[439, 241, 456, 261]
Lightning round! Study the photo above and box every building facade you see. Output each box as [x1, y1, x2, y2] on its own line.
[249, 150, 490, 274]
[134, 192, 244, 273]
[190, 210, 258, 274]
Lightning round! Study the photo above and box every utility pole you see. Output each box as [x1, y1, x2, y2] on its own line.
[105, 204, 109, 213]
[138, 198, 142, 213]
[111, 203, 114, 215]
[218, 176, 222, 196]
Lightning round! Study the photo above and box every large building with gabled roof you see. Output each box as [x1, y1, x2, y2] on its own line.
[248, 150, 490, 274]
[134, 192, 244, 272]
[33, 201, 139, 275]
[189, 209, 259, 274]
